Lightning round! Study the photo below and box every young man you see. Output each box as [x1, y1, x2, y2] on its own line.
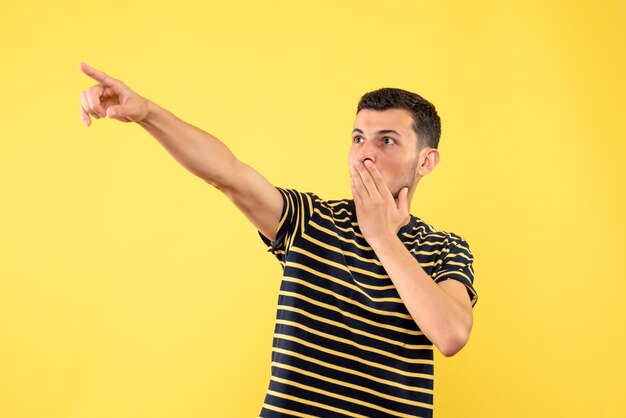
[79, 63, 477, 417]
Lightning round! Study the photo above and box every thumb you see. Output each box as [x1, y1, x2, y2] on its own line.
[106, 105, 126, 119]
[397, 187, 409, 212]
[106, 104, 141, 122]
[106, 100, 148, 122]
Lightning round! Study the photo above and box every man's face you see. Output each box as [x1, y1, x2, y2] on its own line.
[349, 108, 420, 199]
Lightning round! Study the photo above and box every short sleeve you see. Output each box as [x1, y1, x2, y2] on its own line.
[432, 236, 478, 307]
[258, 188, 316, 264]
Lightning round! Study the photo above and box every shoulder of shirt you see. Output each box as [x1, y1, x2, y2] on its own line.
[403, 215, 472, 251]
[278, 188, 348, 210]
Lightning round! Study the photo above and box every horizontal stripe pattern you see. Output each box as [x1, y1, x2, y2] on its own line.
[259, 188, 477, 418]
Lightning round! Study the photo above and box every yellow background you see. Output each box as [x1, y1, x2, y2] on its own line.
[1, 0, 625, 417]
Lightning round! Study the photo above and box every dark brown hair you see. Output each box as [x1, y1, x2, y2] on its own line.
[357, 87, 441, 149]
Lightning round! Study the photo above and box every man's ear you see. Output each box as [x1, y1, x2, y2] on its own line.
[417, 148, 440, 176]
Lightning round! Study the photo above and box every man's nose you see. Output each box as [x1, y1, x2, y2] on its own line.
[357, 141, 376, 164]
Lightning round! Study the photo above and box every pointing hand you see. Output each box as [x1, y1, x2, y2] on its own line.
[78, 62, 151, 126]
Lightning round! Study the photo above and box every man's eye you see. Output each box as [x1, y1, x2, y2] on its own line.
[353, 136, 363, 143]
[383, 137, 395, 145]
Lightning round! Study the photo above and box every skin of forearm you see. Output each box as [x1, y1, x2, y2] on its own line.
[137, 100, 238, 188]
[369, 234, 472, 356]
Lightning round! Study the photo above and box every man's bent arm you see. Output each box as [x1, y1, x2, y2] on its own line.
[137, 101, 283, 241]
[370, 234, 473, 357]
[350, 159, 473, 356]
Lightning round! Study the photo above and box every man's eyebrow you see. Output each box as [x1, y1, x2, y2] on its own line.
[352, 128, 402, 136]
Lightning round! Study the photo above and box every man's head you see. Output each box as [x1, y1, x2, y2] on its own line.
[349, 88, 441, 200]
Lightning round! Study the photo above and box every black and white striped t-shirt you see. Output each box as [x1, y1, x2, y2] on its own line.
[259, 188, 477, 418]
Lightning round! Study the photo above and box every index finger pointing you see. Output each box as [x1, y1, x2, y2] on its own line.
[79, 62, 118, 87]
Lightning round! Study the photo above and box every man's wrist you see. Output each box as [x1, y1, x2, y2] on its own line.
[367, 232, 402, 253]
[138, 99, 163, 128]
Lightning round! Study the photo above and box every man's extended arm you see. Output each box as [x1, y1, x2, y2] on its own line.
[79, 63, 282, 241]
[350, 159, 473, 356]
